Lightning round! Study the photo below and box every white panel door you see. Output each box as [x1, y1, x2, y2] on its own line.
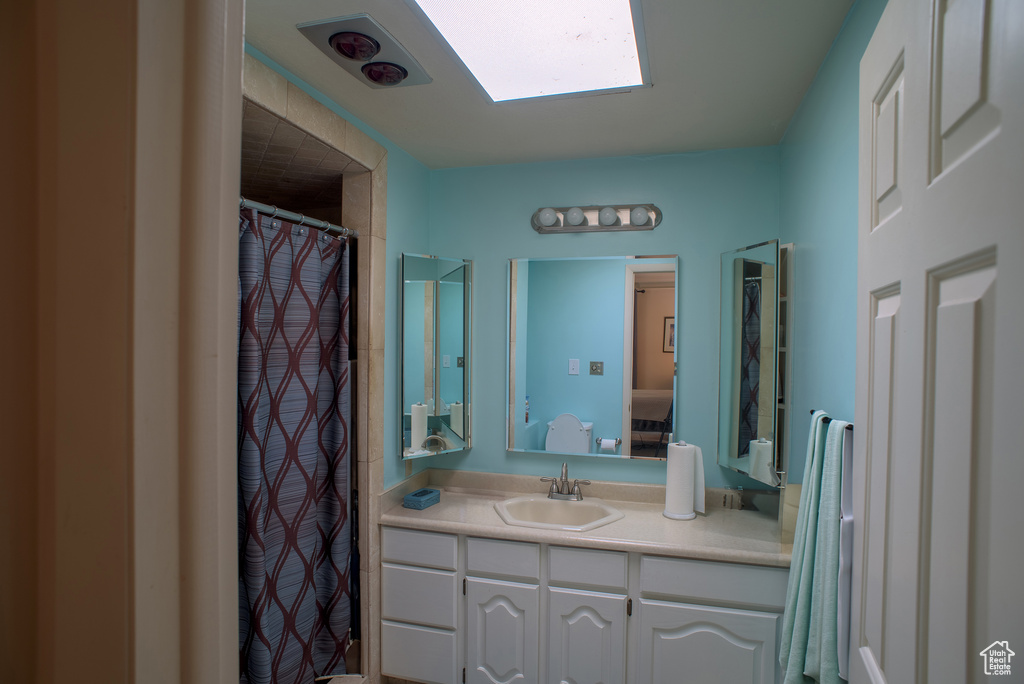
[547, 587, 627, 684]
[466, 577, 540, 684]
[853, 0, 1024, 682]
[637, 599, 778, 684]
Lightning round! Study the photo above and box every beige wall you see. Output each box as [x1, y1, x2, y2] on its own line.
[1, 2, 40, 682]
[1, 4, 387, 682]
[1, 0, 244, 682]
[635, 287, 675, 390]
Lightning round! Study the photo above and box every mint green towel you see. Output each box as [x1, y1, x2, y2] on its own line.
[780, 412, 847, 683]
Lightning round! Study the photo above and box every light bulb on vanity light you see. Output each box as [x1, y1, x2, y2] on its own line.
[536, 207, 558, 227]
[630, 206, 650, 226]
[566, 207, 586, 226]
[598, 206, 619, 226]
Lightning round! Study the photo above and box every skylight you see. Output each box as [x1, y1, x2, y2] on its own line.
[410, 0, 646, 102]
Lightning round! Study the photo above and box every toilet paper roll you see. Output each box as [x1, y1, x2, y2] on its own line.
[411, 403, 428, 450]
[599, 438, 617, 451]
[450, 402, 464, 437]
[664, 441, 706, 520]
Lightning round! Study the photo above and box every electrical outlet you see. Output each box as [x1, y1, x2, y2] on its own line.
[568, 358, 580, 375]
[589, 361, 604, 375]
[456, 357, 464, 368]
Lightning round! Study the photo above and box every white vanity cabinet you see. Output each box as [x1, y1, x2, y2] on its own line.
[635, 556, 789, 684]
[380, 525, 789, 684]
[380, 527, 460, 684]
[464, 537, 541, 684]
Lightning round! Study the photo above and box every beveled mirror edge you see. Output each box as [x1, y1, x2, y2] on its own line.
[505, 255, 679, 461]
[400, 253, 473, 460]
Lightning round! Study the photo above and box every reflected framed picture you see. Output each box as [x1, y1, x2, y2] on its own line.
[663, 317, 675, 353]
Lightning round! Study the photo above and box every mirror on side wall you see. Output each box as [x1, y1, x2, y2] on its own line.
[401, 254, 472, 458]
[717, 240, 781, 487]
[507, 256, 678, 460]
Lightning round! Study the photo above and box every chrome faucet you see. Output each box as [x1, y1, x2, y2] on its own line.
[540, 462, 591, 501]
[421, 434, 447, 450]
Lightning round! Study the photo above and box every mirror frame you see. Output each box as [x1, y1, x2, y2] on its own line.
[400, 253, 472, 459]
[505, 255, 678, 460]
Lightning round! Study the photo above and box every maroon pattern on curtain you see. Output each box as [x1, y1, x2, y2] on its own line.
[738, 279, 761, 457]
[238, 209, 352, 684]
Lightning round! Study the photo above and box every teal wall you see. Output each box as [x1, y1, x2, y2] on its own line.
[424, 149, 781, 488]
[248, 0, 887, 491]
[778, 0, 887, 482]
[524, 258, 627, 454]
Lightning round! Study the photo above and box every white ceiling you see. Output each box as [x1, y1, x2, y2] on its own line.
[244, 0, 854, 170]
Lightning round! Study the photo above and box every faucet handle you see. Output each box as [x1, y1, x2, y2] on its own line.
[540, 476, 560, 496]
[571, 479, 591, 499]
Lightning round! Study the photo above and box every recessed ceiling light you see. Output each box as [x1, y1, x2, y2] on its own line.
[362, 62, 409, 86]
[330, 32, 381, 62]
[409, 0, 648, 102]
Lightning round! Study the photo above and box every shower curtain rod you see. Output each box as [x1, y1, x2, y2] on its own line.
[240, 197, 358, 238]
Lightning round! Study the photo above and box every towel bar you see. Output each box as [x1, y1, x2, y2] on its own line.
[809, 409, 854, 429]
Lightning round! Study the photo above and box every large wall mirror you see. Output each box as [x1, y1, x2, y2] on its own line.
[401, 254, 472, 458]
[507, 256, 677, 459]
[717, 240, 781, 486]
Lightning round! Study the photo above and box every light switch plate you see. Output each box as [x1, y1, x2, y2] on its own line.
[442, 355, 450, 368]
[568, 358, 580, 375]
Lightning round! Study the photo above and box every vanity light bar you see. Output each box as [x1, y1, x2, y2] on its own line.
[531, 204, 662, 234]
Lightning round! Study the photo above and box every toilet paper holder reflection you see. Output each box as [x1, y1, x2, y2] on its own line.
[596, 437, 622, 447]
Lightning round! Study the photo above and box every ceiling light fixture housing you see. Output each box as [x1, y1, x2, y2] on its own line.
[298, 14, 431, 89]
[406, 0, 651, 103]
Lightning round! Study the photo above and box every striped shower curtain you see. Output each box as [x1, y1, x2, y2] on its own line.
[238, 209, 352, 684]
[737, 279, 761, 456]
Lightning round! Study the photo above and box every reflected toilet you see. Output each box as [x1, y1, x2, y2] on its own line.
[545, 413, 593, 454]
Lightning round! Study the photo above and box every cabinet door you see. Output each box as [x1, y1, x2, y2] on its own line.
[548, 587, 627, 684]
[466, 577, 540, 684]
[637, 599, 778, 684]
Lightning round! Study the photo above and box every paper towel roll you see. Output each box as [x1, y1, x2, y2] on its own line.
[749, 439, 780, 485]
[599, 438, 617, 451]
[665, 442, 696, 519]
[664, 441, 706, 519]
[411, 403, 427, 450]
[450, 402, 463, 437]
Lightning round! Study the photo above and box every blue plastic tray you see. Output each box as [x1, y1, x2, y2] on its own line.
[403, 487, 441, 510]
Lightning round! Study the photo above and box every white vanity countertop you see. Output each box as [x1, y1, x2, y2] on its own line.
[380, 474, 792, 568]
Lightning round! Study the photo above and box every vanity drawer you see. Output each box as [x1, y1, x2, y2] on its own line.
[381, 526, 457, 570]
[640, 555, 789, 611]
[381, 619, 458, 684]
[549, 546, 628, 591]
[381, 562, 458, 629]
[466, 536, 540, 580]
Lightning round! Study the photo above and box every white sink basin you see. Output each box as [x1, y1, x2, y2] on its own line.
[494, 495, 624, 532]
